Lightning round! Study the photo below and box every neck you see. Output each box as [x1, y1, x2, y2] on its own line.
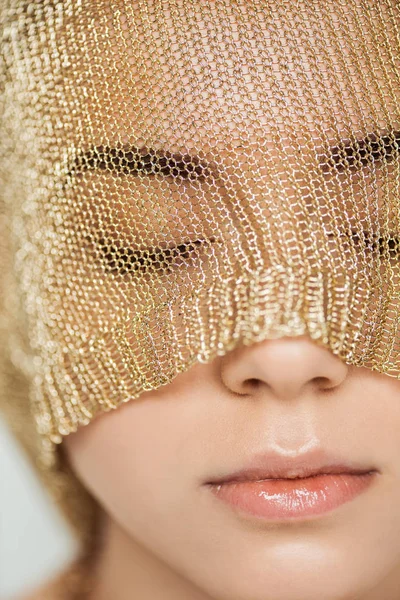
[87, 516, 213, 600]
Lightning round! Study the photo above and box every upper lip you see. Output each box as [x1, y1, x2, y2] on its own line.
[206, 448, 377, 484]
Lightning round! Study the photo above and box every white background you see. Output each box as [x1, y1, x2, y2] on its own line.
[0, 417, 78, 599]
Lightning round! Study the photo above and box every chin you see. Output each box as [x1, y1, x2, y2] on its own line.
[190, 540, 388, 600]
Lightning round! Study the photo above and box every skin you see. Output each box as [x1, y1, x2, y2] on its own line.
[20, 1, 400, 598]
[63, 340, 400, 600]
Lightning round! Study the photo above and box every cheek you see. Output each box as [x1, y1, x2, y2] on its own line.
[63, 392, 204, 533]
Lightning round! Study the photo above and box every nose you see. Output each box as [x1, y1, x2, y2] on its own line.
[219, 336, 349, 400]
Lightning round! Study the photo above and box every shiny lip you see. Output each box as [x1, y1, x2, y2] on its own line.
[205, 448, 378, 485]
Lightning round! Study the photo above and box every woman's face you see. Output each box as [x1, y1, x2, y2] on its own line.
[55, 1, 400, 599]
[64, 340, 400, 600]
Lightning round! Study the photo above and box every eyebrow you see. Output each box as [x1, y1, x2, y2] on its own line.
[320, 130, 400, 174]
[66, 130, 400, 181]
[67, 145, 214, 180]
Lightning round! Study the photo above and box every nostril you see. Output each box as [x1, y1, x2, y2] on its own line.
[312, 376, 334, 390]
[244, 378, 261, 391]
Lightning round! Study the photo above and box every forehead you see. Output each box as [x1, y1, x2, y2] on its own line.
[10, 0, 400, 156]
[60, 1, 400, 150]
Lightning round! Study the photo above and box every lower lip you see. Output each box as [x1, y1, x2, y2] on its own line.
[208, 472, 376, 521]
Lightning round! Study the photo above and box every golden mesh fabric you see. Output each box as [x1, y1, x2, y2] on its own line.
[1, 0, 400, 474]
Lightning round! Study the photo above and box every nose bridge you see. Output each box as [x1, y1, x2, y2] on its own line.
[219, 335, 349, 400]
[237, 136, 386, 252]
[222, 142, 333, 262]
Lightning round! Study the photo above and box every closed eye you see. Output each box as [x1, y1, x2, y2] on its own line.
[90, 238, 215, 275]
[97, 233, 398, 275]
[353, 232, 400, 258]
[332, 231, 400, 259]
